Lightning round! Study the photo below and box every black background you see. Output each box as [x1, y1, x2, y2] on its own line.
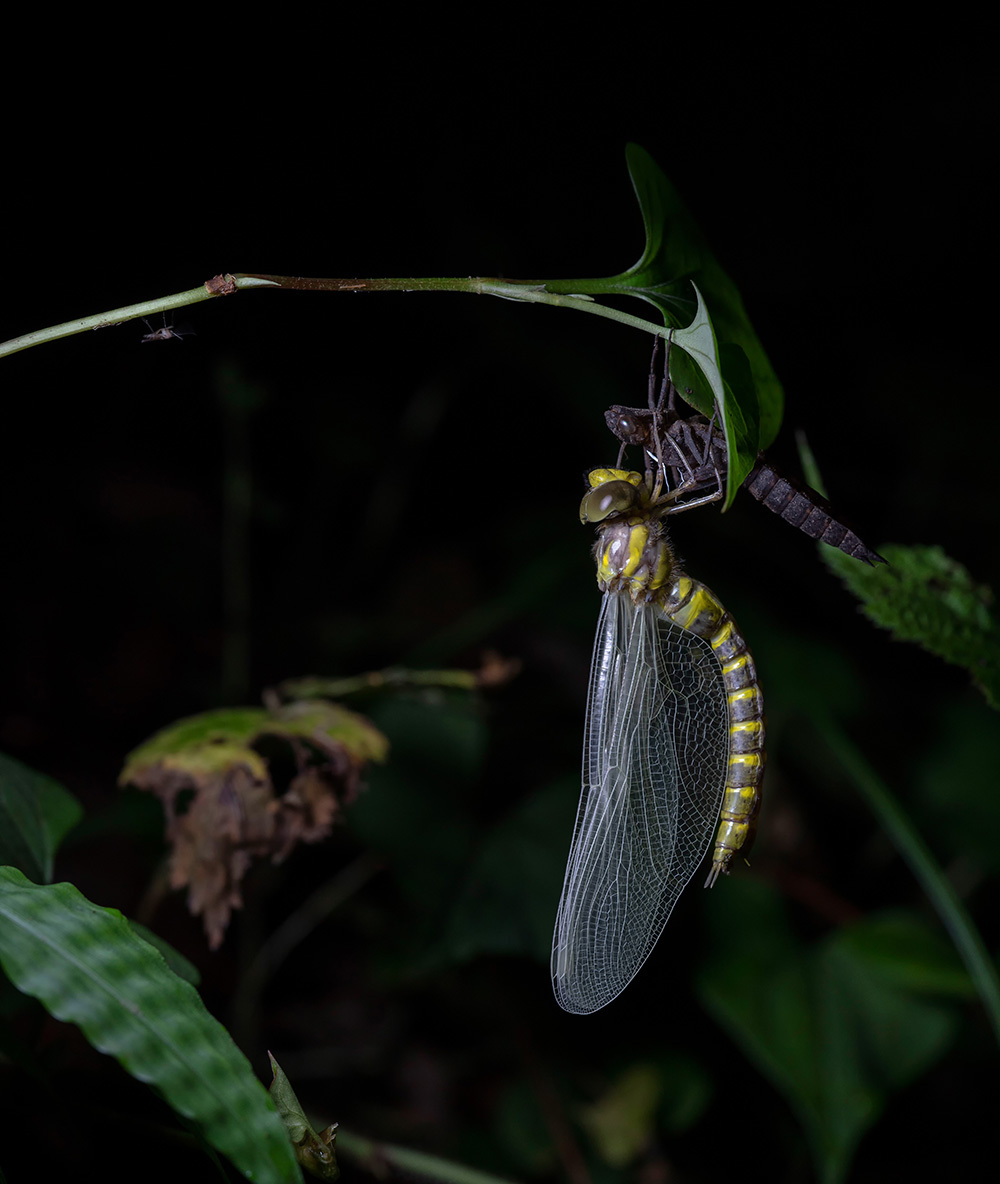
[2, 25, 994, 1183]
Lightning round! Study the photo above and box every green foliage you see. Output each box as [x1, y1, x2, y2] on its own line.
[574, 1055, 711, 1169]
[0, 752, 82, 883]
[578, 1063, 663, 1168]
[269, 1053, 339, 1180]
[699, 881, 968, 1184]
[616, 143, 781, 499]
[916, 699, 1000, 875]
[823, 543, 1000, 708]
[618, 144, 784, 453]
[0, 868, 301, 1183]
[120, 702, 388, 785]
[437, 779, 571, 966]
[347, 693, 490, 962]
[531, 144, 781, 507]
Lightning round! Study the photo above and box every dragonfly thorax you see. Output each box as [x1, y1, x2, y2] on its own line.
[594, 518, 675, 601]
[582, 468, 677, 602]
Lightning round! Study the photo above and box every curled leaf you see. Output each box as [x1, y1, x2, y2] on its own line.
[269, 1052, 339, 1180]
[120, 702, 387, 947]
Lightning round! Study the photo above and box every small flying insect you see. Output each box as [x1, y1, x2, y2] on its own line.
[552, 375, 766, 1015]
[141, 314, 194, 343]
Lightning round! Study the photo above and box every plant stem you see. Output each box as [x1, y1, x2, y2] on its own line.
[335, 1128, 521, 1184]
[1, 272, 669, 359]
[237, 271, 669, 334]
[230, 853, 383, 1051]
[277, 666, 480, 700]
[814, 712, 1000, 1048]
[0, 275, 278, 357]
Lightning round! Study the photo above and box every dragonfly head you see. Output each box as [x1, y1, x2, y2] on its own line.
[580, 469, 647, 524]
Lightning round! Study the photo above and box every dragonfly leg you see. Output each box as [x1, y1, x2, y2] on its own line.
[647, 335, 661, 413]
[647, 338, 674, 502]
[655, 484, 725, 514]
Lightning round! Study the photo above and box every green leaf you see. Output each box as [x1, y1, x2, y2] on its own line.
[120, 702, 388, 786]
[0, 753, 82, 883]
[915, 699, 1000, 875]
[806, 713, 1000, 1048]
[269, 1052, 339, 1180]
[717, 343, 761, 492]
[664, 300, 760, 507]
[579, 1063, 662, 1169]
[698, 880, 961, 1184]
[0, 868, 301, 1183]
[127, 919, 202, 987]
[347, 695, 485, 960]
[669, 282, 723, 417]
[619, 143, 784, 449]
[836, 913, 974, 997]
[436, 779, 572, 967]
[823, 544, 1000, 708]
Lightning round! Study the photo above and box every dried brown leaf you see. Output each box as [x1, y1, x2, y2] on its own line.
[120, 703, 387, 947]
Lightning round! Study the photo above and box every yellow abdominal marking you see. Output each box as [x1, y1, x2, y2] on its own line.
[721, 653, 750, 678]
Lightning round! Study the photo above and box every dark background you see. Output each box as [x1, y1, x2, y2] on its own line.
[2, 27, 994, 1183]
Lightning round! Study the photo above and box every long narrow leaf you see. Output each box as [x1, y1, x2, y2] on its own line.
[0, 868, 300, 1183]
[809, 715, 1000, 1048]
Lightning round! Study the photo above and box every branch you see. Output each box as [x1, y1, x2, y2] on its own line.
[1, 271, 670, 359]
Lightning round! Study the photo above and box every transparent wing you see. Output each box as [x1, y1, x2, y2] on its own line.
[551, 590, 729, 1014]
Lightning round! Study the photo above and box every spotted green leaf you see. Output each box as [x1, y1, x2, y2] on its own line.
[0, 868, 301, 1183]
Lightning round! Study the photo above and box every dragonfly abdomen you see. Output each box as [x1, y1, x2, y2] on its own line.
[660, 574, 766, 884]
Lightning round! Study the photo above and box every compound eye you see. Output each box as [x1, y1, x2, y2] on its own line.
[580, 479, 639, 523]
[616, 413, 645, 442]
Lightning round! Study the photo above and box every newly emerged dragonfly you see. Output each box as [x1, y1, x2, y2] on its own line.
[551, 462, 765, 1015]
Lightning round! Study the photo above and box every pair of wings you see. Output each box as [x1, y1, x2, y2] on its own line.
[551, 589, 730, 1014]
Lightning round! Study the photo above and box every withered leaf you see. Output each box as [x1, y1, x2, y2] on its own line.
[120, 702, 387, 948]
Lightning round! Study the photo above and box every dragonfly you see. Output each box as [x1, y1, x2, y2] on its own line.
[551, 458, 766, 1015]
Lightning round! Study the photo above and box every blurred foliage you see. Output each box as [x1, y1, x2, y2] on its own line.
[699, 882, 969, 1184]
[0, 752, 82, 884]
[823, 544, 1000, 709]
